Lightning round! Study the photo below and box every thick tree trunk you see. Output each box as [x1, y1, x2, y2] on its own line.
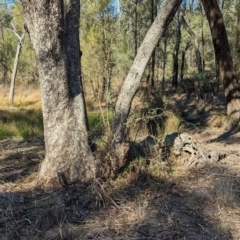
[112, 0, 182, 144]
[20, 0, 96, 187]
[201, 0, 240, 120]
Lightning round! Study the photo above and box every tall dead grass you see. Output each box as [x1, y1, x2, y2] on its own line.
[0, 85, 42, 110]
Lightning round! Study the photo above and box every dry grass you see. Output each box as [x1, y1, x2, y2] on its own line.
[206, 112, 239, 130]
[0, 85, 42, 110]
[0, 85, 240, 239]
[0, 86, 43, 140]
[1, 129, 240, 239]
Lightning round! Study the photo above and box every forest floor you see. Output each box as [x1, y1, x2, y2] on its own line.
[0, 86, 240, 239]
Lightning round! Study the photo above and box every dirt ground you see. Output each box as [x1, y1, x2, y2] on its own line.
[0, 91, 240, 239]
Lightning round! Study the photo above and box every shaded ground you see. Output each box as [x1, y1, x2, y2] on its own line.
[1, 86, 240, 239]
[0, 126, 240, 239]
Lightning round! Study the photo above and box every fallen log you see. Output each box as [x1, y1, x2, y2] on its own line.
[167, 132, 227, 168]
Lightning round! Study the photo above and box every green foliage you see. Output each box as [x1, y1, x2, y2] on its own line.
[0, 1, 35, 84]
[88, 112, 104, 131]
[0, 1, 12, 28]
[127, 95, 184, 138]
[0, 124, 14, 139]
[16, 121, 30, 139]
[81, 0, 117, 99]
[88, 110, 114, 132]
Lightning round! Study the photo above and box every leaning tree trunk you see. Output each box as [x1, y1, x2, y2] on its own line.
[181, 14, 203, 74]
[201, 0, 240, 120]
[9, 30, 26, 105]
[104, 0, 182, 178]
[20, 0, 96, 187]
[112, 0, 182, 143]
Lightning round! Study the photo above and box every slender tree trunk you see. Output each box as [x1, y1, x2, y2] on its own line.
[201, 0, 240, 120]
[9, 30, 26, 105]
[181, 14, 202, 73]
[180, 41, 190, 82]
[172, 10, 181, 89]
[112, 0, 182, 144]
[221, 0, 225, 10]
[20, 0, 96, 187]
[162, 35, 168, 95]
[235, 2, 240, 74]
[134, 0, 138, 56]
[200, 4, 205, 72]
[150, 0, 157, 87]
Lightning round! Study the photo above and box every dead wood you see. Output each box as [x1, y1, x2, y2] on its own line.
[169, 133, 227, 168]
[100, 142, 130, 179]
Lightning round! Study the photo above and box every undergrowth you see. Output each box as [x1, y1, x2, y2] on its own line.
[207, 112, 240, 130]
[0, 109, 44, 140]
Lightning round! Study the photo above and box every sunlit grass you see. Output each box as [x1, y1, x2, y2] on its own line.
[0, 86, 42, 110]
[0, 86, 115, 141]
[0, 109, 44, 140]
[0, 86, 43, 140]
[206, 112, 240, 130]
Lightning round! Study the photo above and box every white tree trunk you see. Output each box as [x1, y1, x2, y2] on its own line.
[9, 30, 26, 105]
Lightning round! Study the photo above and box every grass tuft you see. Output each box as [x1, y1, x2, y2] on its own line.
[206, 112, 240, 130]
[0, 124, 14, 139]
[214, 177, 235, 203]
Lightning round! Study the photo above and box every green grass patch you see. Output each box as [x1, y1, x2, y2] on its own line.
[88, 110, 114, 132]
[87, 110, 114, 149]
[0, 109, 44, 140]
[88, 112, 103, 130]
[0, 124, 14, 140]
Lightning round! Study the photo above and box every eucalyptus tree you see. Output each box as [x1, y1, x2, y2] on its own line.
[0, 1, 15, 83]
[80, 0, 117, 102]
[0, 2, 35, 89]
[112, 0, 182, 146]
[201, 0, 240, 120]
[20, 0, 97, 187]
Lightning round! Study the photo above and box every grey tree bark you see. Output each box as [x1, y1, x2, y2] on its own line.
[20, 0, 96, 187]
[9, 30, 26, 105]
[112, 0, 182, 144]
